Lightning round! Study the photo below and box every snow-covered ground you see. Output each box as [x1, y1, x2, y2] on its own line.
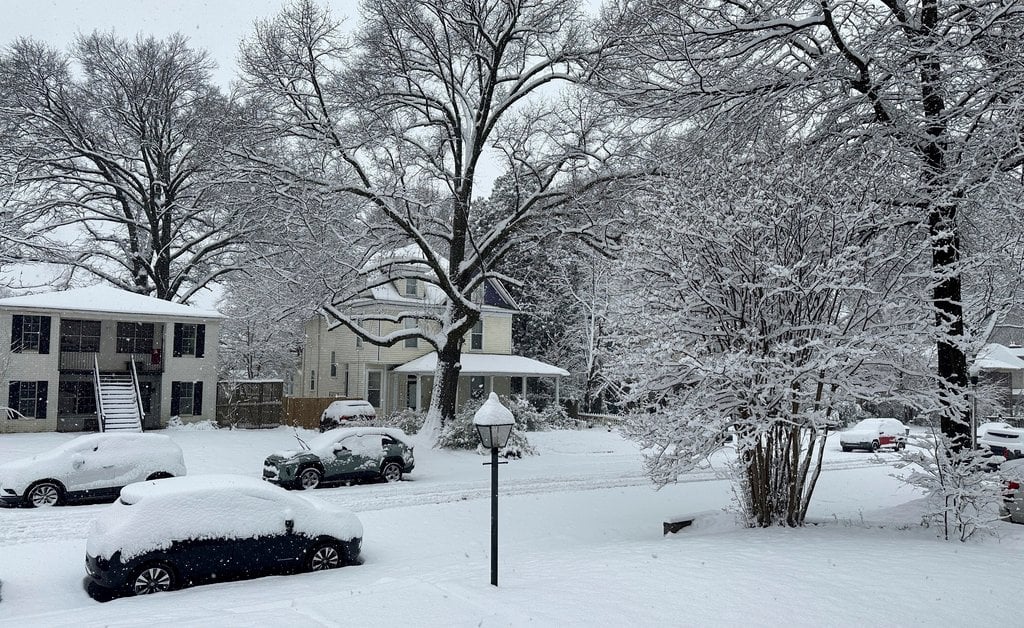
[1, 426, 1022, 627]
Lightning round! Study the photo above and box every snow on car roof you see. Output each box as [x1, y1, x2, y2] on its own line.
[309, 426, 412, 450]
[88, 474, 362, 561]
[0, 285, 223, 319]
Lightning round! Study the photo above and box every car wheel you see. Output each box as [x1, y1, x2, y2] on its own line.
[146, 472, 174, 481]
[841, 446, 852, 453]
[870, 440, 880, 453]
[298, 467, 322, 490]
[307, 542, 343, 571]
[381, 462, 403, 483]
[26, 481, 63, 507]
[130, 562, 175, 595]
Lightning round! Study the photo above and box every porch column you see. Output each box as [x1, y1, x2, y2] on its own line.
[521, 376, 528, 396]
[555, 376, 560, 405]
[416, 375, 422, 411]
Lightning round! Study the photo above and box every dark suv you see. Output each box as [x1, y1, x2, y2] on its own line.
[263, 427, 415, 490]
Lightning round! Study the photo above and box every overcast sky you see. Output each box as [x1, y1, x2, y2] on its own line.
[0, 0, 363, 89]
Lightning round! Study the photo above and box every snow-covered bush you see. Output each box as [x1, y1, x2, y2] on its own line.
[166, 416, 219, 431]
[895, 432, 1004, 542]
[507, 396, 583, 431]
[381, 409, 426, 435]
[437, 396, 535, 458]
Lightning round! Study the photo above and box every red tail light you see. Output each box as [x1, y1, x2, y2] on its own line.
[1009, 481, 1021, 491]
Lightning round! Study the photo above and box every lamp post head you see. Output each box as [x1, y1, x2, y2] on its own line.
[473, 392, 514, 449]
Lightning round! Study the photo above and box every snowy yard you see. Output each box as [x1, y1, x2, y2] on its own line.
[1, 426, 1022, 627]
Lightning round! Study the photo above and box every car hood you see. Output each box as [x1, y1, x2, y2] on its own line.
[266, 450, 319, 464]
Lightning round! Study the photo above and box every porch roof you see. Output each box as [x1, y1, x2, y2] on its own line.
[393, 352, 570, 377]
[975, 343, 1024, 372]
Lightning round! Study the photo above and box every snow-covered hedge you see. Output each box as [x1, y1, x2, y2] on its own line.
[437, 396, 535, 458]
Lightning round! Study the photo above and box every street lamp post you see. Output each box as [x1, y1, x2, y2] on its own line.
[969, 367, 980, 449]
[473, 392, 514, 587]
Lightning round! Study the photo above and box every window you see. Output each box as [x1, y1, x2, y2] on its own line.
[58, 381, 96, 415]
[367, 370, 383, 407]
[173, 323, 205, 357]
[310, 370, 316, 391]
[404, 319, 418, 348]
[10, 315, 51, 354]
[470, 320, 483, 351]
[170, 381, 203, 416]
[344, 364, 350, 396]
[406, 375, 418, 409]
[59, 319, 101, 353]
[8, 380, 48, 418]
[470, 375, 486, 399]
[404, 278, 417, 296]
[330, 352, 337, 377]
[117, 322, 154, 354]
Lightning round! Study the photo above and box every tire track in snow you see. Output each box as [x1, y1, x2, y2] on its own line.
[0, 457, 881, 546]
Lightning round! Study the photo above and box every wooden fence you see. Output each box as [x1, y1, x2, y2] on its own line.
[282, 397, 364, 430]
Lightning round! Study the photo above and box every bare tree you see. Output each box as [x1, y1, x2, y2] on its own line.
[239, 0, 622, 429]
[1, 33, 261, 302]
[596, 0, 1024, 446]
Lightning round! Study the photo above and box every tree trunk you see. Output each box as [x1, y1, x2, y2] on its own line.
[431, 339, 463, 426]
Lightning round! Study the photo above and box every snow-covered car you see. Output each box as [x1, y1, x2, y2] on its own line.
[1000, 458, 1024, 524]
[263, 427, 415, 489]
[840, 418, 908, 453]
[319, 399, 377, 431]
[977, 421, 1013, 439]
[84, 475, 362, 599]
[0, 433, 185, 508]
[979, 424, 1024, 460]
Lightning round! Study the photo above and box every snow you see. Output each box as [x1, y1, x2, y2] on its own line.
[322, 400, 376, 420]
[394, 352, 570, 377]
[0, 433, 185, 494]
[1, 427, 1023, 626]
[473, 393, 514, 426]
[0, 285, 223, 319]
[86, 475, 362, 561]
[973, 342, 1024, 371]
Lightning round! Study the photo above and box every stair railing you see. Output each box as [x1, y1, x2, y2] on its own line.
[93, 354, 106, 432]
[129, 358, 146, 431]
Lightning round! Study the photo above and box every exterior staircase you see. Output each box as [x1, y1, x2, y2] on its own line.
[93, 357, 144, 432]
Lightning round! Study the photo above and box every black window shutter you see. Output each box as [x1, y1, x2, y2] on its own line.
[10, 315, 23, 352]
[35, 381, 48, 418]
[8, 381, 20, 408]
[38, 317, 51, 354]
[170, 381, 181, 415]
[195, 324, 206, 358]
[193, 381, 203, 415]
[172, 323, 183, 357]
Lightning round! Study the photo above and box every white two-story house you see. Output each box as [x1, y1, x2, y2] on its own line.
[0, 285, 221, 433]
[295, 250, 568, 415]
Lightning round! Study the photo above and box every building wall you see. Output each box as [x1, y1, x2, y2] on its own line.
[1, 309, 220, 433]
[298, 309, 515, 411]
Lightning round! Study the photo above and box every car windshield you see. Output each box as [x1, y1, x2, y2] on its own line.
[307, 431, 345, 452]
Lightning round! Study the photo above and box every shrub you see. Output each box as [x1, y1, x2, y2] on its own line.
[437, 396, 535, 458]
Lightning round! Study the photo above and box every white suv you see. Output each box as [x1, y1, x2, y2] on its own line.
[0, 433, 186, 507]
[840, 418, 908, 452]
[979, 424, 1024, 461]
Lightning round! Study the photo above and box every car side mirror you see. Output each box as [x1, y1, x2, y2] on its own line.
[72, 455, 85, 469]
[334, 446, 349, 454]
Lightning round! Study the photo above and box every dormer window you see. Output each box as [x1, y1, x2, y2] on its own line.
[404, 278, 417, 296]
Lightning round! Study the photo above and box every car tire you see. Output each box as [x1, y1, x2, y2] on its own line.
[130, 562, 176, 595]
[298, 467, 322, 490]
[870, 440, 880, 453]
[146, 472, 174, 481]
[25, 481, 64, 508]
[381, 462, 403, 483]
[307, 542, 344, 571]
[841, 446, 852, 453]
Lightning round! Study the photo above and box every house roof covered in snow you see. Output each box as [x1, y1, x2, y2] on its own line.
[0, 285, 223, 320]
[973, 342, 1024, 372]
[393, 352, 570, 377]
[360, 245, 518, 311]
